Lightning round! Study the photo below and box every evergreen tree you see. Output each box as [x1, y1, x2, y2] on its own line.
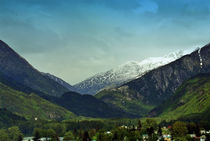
[147, 127, 154, 137]
[137, 120, 142, 131]
[63, 131, 75, 141]
[172, 121, 188, 137]
[195, 125, 201, 137]
[18, 135, 23, 141]
[83, 131, 91, 141]
[0, 129, 10, 141]
[158, 126, 162, 136]
[8, 126, 23, 141]
[145, 119, 158, 130]
[73, 128, 78, 138]
[33, 128, 41, 141]
[112, 132, 118, 141]
[187, 122, 196, 134]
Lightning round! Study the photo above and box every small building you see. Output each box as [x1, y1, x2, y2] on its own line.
[200, 135, 206, 141]
[120, 125, 128, 129]
[200, 130, 206, 135]
[23, 137, 33, 141]
[167, 126, 172, 129]
[106, 131, 111, 134]
[23, 137, 64, 141]
[188, 134, 196, 138]
[142, 134, 149, 141]
[163, 134, 171, 141]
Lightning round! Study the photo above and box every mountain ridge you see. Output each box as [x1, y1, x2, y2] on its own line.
[0, 40, 69, 97]
[96, 43, 210, 117]
[74, 50, 187, 95]
[42, 72, 76, 92]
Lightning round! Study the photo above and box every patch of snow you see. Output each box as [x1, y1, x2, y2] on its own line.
[198, 48, 203, 68]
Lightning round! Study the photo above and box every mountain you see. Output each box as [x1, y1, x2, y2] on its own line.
[0, 82, 75, 120]
[74, 50, 186, 95]
[0, 64, 133, 118]
[0, 40, 69, 97]
[0, 40, 136, 118]
[42, 72, 76, 92]
[149, 73, 210, 121]
[96, 43, 210, 117]
[43, 91, 136, 118]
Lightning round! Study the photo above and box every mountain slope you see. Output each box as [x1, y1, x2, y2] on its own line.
[0, 66, 132, 118]
[0, 108, 26, 128]
[150, 73, 210, 120]
[0, 70, 47, 96]
[96, 43, 210, 116]
[0, 40, 69, 97]
[95, 86, 155, 117]
[0, 82, 75, 120]
[42, 72, 76, 92]
[74, 50, 185, 95]
[43, 91, 136, 118]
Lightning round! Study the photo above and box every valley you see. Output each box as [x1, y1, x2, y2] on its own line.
[0, 40, 210, 140]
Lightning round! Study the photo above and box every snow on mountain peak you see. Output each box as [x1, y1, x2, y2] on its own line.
[74, 50, 188, 95]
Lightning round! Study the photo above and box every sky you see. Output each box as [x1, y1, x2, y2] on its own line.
[0, 0, 210, 84]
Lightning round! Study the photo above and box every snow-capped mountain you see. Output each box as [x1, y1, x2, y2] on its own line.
[42, 73, 76, 92]
[74, 50, 190, 95]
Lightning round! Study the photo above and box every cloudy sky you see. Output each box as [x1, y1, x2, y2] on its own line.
[0, 0, 210, 84]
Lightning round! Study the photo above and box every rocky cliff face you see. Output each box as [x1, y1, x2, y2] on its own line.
[122, 43, 210, 105]
[0, 40, 68, 97]
[148, 73, 210, 118]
